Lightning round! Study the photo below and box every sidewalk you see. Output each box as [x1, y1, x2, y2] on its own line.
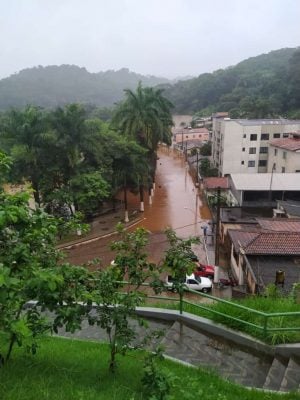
[57, 208, 144, 249]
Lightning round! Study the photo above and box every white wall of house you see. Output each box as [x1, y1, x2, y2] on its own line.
[268, 145, 300, 173]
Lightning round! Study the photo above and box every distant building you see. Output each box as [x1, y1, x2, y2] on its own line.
[212, 118, 300, 176]
[174, 127, 209, 144]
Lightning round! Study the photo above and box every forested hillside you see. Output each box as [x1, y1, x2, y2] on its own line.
[0, 65, 170, 110]
[162, 47, 300, 118]
[0, 47, 299, 118]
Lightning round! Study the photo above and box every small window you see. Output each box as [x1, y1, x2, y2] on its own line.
[186, 135, 189, 138]
[248, 160, 255, 167]
[250, 134, 257, 141]
[260, 147, 268, 154]
[273, 133, 280, 138]
[274, 149, 277, 156]
[249, 147, 256, 154]
[273, 163, 276, 171]
[282, 167, 286, 173]
[243, 134, 246, 138]
[198, 135, 201, 138]
[261, 133, 269, 140]
[283, 133, 289, 138]
[242, 147, 245, 152]
[296, 170, 300, 173]
[241, 161, 244, 165]
[259, 160, 267, 167]
[283, 151, 286, 159]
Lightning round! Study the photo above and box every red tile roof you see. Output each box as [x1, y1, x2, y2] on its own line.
[203, 177, 229, 190]
[256, 218, 300, 232]
[228, 229, 300, 255]
[269, 138, 300, 151]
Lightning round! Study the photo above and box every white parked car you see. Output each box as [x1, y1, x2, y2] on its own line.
[166, 274, 212, 293]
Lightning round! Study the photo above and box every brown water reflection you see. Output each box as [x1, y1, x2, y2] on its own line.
[128, 147, 211, 237]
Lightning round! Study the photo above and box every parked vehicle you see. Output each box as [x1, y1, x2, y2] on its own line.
[165, 274, 212, 293]
[194, 262, 215, 279]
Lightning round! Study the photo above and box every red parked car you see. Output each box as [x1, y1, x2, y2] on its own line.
[194, 262, 215, 279]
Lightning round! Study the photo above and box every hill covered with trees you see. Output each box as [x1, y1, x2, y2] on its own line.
[1, 47, 300, 118]
[162, 47, 300, 118]
[0, 65, 171, 110]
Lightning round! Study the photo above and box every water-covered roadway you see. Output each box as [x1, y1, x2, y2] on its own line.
[65, 146, 213, 267]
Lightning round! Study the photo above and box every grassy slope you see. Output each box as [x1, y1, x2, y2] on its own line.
[0, 336, 299, 400]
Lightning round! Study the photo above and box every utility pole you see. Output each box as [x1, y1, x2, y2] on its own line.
[196, 149, 199, 186]
[215, 186, 221, 265]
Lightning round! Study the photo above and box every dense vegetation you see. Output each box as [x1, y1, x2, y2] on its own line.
[0, 84, 173, 219]
[162, 47, 300, 118]
[1, 47, 300, 120]
[0, 65, 171, 110]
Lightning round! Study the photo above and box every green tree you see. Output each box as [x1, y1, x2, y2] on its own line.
[0, 106, 50, 205]
[89, 225, 160, 372]
[0, 188, 91, 365]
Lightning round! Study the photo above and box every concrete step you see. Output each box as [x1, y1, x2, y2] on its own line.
[280, 357, 300, 392]
[160, 321, 271, 389]
[263, 357, 288, 391]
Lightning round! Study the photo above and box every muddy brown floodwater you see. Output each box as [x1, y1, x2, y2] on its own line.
[65, 147, 212, 267]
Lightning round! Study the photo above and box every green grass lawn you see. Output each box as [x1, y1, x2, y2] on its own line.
[0, 336, 299, 400]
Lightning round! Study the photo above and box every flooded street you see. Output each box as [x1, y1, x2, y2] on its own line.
[129, 146, 211, 237]
[65, 146, 212, 267]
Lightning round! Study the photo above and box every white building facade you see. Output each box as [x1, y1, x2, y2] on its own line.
[212, 118, 300, 176]
[268, 137, 300, 173]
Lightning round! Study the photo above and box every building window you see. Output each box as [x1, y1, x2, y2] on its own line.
[242, 147, 245, 151]
[248, 160, 255, 167]
[296, 170, 300, 173]
[250, 134, 257, 141]
[283, 151, 286, 159]
[260, 147, 268, 154]
[258, 160, 267, 167]
[283, 133, 289, 138]
[186, 136, 189, 138]
[274, 149, 277, 156]
[261, 133, 269, 140]
[243, 134, 246, 138]
[241, 161, 244, 165]
[273, 133, 280, 138]
[198, 135, 202, 138]
[249, 147, 256, 154]
[282, 167, 285, 173]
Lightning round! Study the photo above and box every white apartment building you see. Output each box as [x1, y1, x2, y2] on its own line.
[212, 118, 300, 176]
[268, 136, 300, 173]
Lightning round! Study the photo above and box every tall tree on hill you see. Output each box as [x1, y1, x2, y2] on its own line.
[112, 83, 173, 193]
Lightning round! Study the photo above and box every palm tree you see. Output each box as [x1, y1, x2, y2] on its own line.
[112, 83, 173, 202]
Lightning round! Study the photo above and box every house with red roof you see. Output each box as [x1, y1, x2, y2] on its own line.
[227, 219, 300, 294]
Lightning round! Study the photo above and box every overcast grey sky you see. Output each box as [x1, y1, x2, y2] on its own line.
[0, 0, 299, 80]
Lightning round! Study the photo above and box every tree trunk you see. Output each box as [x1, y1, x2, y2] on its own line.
[124, 177, 129, 223]
[139, 184, 144, 212]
